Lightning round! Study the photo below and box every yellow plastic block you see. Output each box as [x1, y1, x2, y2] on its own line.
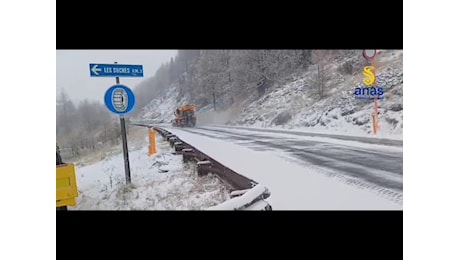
[56, 164, 78, 207]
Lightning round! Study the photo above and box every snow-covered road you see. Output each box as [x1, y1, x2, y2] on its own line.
[158, 124, 403, 210]
[188, 125, 402, 190]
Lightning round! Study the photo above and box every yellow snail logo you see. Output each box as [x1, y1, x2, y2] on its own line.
[363, 66, 376, 86]
[112, 88, 129, 112]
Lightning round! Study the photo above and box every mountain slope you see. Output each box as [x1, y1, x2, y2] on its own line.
[135, 50, 403, 139]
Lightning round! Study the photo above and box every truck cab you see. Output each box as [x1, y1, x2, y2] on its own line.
[173, 105, 197, 127]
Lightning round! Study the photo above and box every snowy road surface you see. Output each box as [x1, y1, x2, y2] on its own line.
[208, 124, 403, 146]
[159, 124, 403, 210]
[186, 125, 402, 191]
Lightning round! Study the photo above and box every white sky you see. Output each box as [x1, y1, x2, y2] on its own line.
[56, 50, 177, 104]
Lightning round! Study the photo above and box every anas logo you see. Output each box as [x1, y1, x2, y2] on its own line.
[355, 65, 384, 101]
[363, 66, 376, 86]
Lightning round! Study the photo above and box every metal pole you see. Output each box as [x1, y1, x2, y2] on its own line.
[115, 61, 131, 184]
[372, 57, 379, 135]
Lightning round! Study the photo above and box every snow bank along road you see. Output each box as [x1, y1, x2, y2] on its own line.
[155, 124, 402, 210]
[211, 124, 403, 147]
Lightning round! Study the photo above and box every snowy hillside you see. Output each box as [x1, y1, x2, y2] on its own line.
[139, 86, 178, 124]
[136, 50, 403, 140]
[229, 50, 402, 139]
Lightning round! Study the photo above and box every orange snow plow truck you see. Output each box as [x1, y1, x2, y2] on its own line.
[172, 105, 197, 127]
[56, 144, 78, 210]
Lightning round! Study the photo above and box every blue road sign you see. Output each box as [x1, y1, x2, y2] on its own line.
[104, 85, 136, 115]
[90, 64, 144, 77]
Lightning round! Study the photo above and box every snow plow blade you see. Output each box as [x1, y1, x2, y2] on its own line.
[207, 184, 272, 210]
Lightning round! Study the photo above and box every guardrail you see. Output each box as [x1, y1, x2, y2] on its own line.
[132, 123, 272, 210]
[154, 126, 256, 190]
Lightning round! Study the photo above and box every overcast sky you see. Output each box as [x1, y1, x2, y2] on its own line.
[56, 50, 177, 104]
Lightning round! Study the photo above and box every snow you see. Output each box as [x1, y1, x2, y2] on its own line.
[230, 189, 251, 197]
[69, 132, 230, 210]
[139, 85, 192, 125]
[207, 184, 270, 210]
[218, 50, 403, 140]
[223, 115, 403, 141]
[192, 125, 403, 152]
[244, 200, 271, 210]
[126, 50, 403, 210]
[161, 127, 402, 210]
[135, 51, 403, 141]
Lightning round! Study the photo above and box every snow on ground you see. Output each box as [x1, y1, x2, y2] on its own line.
[136, 51, 402, 141]
[162, 127, 402, 210]
[126, 50, 403, 210]
[206, 123, 403, 142]
[69, 131, 230, 210]
[140, 86, 179, 124]
[229, 71, 402, 140]
[176, 125, 402, 204]
[223, 50, 402, 140]
[224, 112, 403, 141]
[198, 125, 403, 152]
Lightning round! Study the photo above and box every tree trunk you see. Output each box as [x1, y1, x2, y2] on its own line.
[317, 61, 324, 99]
[213, 91, 216, 111]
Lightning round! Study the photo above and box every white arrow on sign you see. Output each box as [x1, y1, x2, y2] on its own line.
[91, 65, 102, 75]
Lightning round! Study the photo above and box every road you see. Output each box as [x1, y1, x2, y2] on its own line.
[163, 125, 403, 200]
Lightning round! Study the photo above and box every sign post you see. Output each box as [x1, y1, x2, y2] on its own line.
[115, 62, 131, 184]
[91, 62, 143, 184]
[363, 50, 380, 135]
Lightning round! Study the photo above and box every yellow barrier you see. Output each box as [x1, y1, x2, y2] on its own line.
[56, 163, 78, 207]
[149, 128, 157, 156]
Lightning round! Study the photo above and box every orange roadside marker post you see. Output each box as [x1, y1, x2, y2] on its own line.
[371, 57, 379, 135]
[148, 128, 157, 156]
[363, 50, 380, 135]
